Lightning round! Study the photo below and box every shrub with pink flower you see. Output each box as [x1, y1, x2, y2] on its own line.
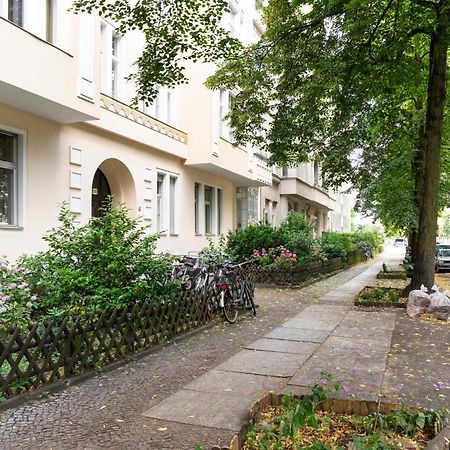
[252, 246, 297, 269]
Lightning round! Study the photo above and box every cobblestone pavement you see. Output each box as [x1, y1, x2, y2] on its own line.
[1, 254, 449, 450]
[0, 262, 374, 450]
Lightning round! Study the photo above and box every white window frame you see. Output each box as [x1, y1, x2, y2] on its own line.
[195, 182, 223, 236]
[220, 90, 237, 142]
[142, 87, 175, 125]
[156, 170, 179, 235]
[100, 21, 122, 100]
[6, 0, 24, 27]
[0, 125, 26, 229]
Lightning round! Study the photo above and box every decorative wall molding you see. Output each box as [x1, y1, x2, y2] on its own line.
[100, 95, 188, 144]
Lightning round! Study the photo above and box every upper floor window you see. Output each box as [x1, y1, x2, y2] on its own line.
[8, 0, 23, 27]
[100, 22, 122, 99]
[142, 87, 175, 126]
[5, 0, 56, 44]
[220, 90, 236, 142]
[282, 167, 288, 177]
[111, 33, 120, 98]
[0, 131, 18, 226]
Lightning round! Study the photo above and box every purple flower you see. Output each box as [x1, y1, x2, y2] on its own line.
[320, 379, 329, 386]
[396, 383, 404, 391]
[1, 295, 10, 302]
[351, 367, 358, 374]
[434, 382, 446, 390]
[343, 386, 350, 393]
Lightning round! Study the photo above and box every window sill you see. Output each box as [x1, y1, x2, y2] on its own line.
[170, 233, 179, 237]
[0, 225, 24, 231]
[205, 233, 216, 237]
[195, 233, 203, 236]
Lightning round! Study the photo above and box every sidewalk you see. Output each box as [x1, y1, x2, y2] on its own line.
[143, 255, 397, 442]
[2, 249, 448, 450]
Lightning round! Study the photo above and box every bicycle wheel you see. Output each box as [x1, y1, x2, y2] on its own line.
[222, 290, 238, 323]
[243, 282, 256, 316]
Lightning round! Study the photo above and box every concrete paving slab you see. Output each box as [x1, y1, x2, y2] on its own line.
[265, 327, 330, 343]
[306, 304, 351, 313]
[216, 349, 311, 377]
[184, 370, 286, 396]
[283, 310, 346, 331]
[245, 338, 318, 355]
[143, 389, 256, 431]
[333, 310, 397, 340]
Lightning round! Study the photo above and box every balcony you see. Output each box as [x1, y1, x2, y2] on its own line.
[279, 177, 335, 211]
[186, 138, 271, 186]
[87, 95, 188, 159]
[0, 17, 98, 123]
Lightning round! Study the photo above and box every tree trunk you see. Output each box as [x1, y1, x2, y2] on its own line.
[411, 16, 449, 290]
[410, 127, 426, 264]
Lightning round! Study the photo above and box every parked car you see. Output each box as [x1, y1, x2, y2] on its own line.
[435, 249, 450, 272]
[436, 243, 450, 255]
[394, 238, 406, 247]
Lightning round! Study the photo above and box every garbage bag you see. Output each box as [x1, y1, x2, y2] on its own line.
[407, 284, 430, 317]
[427, 285, 450, 320]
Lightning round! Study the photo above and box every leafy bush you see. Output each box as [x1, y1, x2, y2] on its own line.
[279, 212, 322, 263]
[352, 227, 385, 251]
[226, 223, 284, 261]
[253, 246, 297, 269]
[321, 232, 353, 259]
[1, 201, 177, 329]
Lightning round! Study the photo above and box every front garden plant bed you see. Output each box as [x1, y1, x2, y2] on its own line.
[355, 286, 407, 308]
[376, 270, 408, 280]
[235, 377, 449, 450]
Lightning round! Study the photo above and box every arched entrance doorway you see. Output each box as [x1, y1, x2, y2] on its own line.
[90, 159, 137, 219]
[91, 168, 111, 217]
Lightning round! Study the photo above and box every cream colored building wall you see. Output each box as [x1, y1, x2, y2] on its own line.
[0, 102, 237, 260]
[0, 1, 273, 261]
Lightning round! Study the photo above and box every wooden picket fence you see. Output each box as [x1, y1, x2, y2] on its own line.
[0, 250, 364, 400]
[0, 289, 212, 399]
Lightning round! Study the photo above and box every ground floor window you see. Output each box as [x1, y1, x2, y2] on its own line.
[0, 131, 18, 226]
[157, 171, 178, 234]
[236, 187, 258, 228]
[195, 183, 223, 235]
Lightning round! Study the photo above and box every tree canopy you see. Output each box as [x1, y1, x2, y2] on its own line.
[72, 0, 240, 104]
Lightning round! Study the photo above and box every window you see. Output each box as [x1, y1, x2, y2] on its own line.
[0, 132, 17, 226]
[100, 23, 121, 99]
[220, 90, 236, 142]
[169, 176, 177, 235]
[228, 2, 240, 38]
[8, 0, 23, 27]
[282, 167, 288, 177]
[195, 183, 223, 235]
[142, 87, 174, 125]
[46, 0, 55, 43]
[156, 173, 164, 232]
[194, 182, 200, 234]
[111, 33, 120, 98]
[236, 187, 258, 229]
[204, 186, 213, 234]
[156, 171, 178, 234]
[217, 188, 223, 234]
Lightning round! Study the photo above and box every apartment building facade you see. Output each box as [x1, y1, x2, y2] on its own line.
[237, 164, 352, 236]
[0, 0, 350, 261]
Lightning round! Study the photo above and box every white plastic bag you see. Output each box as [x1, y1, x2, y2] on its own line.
[427, 285, 450, 320]
[407, 284, 430, 317]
